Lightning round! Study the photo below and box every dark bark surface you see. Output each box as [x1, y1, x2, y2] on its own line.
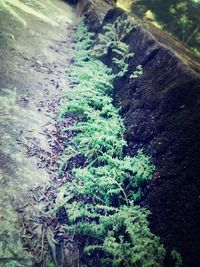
[75, 0, 116, 31]
[102, 8, 200, 267]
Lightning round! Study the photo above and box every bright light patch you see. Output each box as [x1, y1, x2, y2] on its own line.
[0, 0, 57, 27]
[116, 0, 132, 12]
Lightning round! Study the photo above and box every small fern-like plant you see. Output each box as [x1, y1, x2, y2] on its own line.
[130, 64, 143, 79]
[93, 17, 137, 77]
[54, 18, 166, 266]
[171, 249, 183, 267]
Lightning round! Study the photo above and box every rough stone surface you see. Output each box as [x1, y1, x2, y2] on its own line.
[99, 8, 200, 267]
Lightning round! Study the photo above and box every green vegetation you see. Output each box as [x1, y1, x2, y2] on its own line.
[129, 0, 200, 53]
[54, 19, 166, 266]
[93, 17, 143, 77]
[171, 249, 183, 267]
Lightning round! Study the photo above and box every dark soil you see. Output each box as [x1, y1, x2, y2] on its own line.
[100, 8, 200, 267]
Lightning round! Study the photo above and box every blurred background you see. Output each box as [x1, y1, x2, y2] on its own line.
[117, 0, 200, 54]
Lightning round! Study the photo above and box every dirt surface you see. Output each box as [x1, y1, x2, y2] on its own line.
[0, 1, 74, 265]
